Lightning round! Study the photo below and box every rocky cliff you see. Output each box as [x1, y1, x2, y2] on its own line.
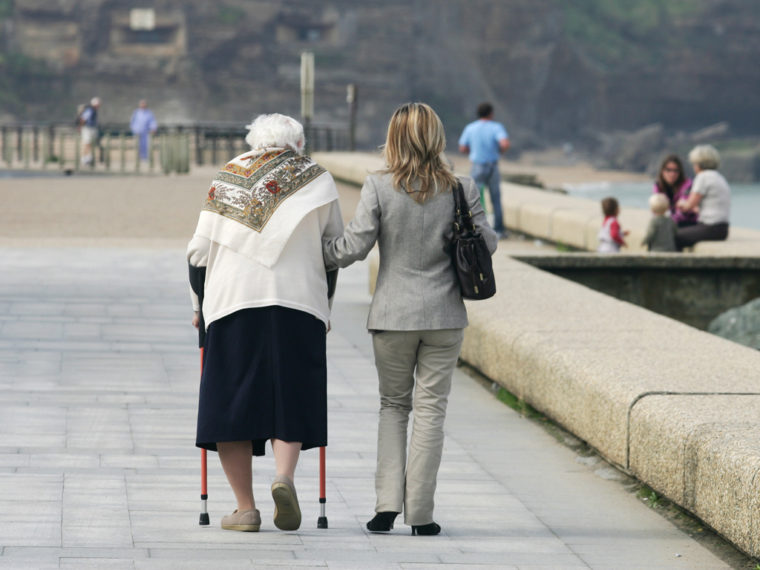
[1, 0, 759, 150]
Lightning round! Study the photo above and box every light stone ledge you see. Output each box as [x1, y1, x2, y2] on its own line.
[315, 151, 760, 557]
[462, 254, 760, 558]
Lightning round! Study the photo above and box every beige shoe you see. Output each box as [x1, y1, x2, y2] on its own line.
[271, 475, 301, 531]
[221, 508, 261, 532]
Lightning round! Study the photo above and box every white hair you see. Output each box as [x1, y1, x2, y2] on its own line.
[688, 144, 720, 170]
[245, 114, 305, 153]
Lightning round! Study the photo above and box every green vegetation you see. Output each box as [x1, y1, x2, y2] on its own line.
[637, 484, 663, 508]
[0, 0, 13, 20]
[494, 385, 544, 420]
[556, 1, 709, 68]
[217, 5, 246, 26]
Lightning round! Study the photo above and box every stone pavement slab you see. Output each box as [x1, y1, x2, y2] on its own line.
[0, 247, 740, 568]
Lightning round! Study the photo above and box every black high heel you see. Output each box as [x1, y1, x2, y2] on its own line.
[366, 511, 399, 532]
[411, 522, 441, 536]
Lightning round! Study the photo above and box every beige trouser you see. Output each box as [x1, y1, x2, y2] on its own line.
[371, 328, 464, 525]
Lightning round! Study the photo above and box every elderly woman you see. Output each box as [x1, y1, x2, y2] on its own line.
[323, 103, 498, 536]
[187, 114, 343, 532]
[675, 144, 731, 249]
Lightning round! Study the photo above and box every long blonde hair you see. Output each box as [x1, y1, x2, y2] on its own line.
[382, 102, 458, 203]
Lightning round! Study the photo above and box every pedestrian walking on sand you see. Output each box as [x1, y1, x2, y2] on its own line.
[458, 102, 510, 237]
[323, 102, 498, 536]
[187, 113, 343, 533]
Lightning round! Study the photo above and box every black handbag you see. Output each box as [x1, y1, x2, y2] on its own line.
[450, 181, 496, 300]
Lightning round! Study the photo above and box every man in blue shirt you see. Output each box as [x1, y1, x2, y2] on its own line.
[458, 102, 510, 236]
[130, 99, 158, 162]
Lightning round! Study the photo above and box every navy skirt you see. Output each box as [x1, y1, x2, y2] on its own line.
[196, 306, 327, 456]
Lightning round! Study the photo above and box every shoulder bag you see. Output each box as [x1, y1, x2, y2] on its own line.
[450, 180, 496, 300]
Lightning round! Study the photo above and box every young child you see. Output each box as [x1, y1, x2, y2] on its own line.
[597, 197, 628, 253]
[641, 193, 677, 252]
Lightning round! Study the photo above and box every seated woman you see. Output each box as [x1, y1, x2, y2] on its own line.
[187, 113, 343, 532]
[675, 145, 731, 250]
[653, 154, 696, 227]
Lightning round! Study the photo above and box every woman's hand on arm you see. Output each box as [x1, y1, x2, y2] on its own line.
[322, 178, 381, 270]
[677, 192, 702, 213]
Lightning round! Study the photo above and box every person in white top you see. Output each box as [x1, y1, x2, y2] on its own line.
[186, 114, 343, 533]
[675, 144, 731, 250]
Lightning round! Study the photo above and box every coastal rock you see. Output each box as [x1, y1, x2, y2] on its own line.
[691, 122, 730, 144]
[708, 297, 760, 349]
[595, 123, 665, 172]
[720, 148, 760, 183]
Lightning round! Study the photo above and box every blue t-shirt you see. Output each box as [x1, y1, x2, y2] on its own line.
[458, 119, 508, 164]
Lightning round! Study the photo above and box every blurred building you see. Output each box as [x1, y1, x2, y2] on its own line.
[2, 0, 760, 148]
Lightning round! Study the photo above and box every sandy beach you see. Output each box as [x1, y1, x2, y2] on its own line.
[0, 152, 642, 246]
[0, 167, 362, 247]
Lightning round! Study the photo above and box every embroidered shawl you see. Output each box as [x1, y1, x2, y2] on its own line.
[193, 149, 338, 268]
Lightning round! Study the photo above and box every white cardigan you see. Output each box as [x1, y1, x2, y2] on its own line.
[188, 171, 344, 328]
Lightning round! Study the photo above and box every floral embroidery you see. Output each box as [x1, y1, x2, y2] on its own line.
[203, 150, 325, 232]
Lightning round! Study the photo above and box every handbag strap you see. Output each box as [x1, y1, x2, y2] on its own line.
[453, 180, 475, 232]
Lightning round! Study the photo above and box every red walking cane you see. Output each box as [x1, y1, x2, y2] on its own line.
[189, 264, 210, 526]
[199, 347, 209, 526]
[318, 446, 327, 528]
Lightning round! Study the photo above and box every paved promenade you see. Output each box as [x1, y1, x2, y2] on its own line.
[0, 242, 739, 569]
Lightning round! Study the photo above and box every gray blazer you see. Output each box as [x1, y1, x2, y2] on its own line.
[323, 172, 498, 331]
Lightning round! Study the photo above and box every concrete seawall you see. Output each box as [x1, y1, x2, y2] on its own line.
[314, 151, 760, 558]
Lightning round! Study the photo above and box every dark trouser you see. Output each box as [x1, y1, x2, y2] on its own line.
[675, 222, 729, 250]
[470, 161, 504, 233]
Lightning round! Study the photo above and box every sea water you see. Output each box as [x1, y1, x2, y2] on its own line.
[564, 180, 760, 231]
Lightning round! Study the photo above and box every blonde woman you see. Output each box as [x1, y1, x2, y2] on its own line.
[323, 102, 498, 535]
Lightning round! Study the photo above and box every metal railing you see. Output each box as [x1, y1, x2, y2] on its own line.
[0, 121, 350, 174]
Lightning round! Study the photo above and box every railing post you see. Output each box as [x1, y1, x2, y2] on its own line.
[74, 131, 81, 172]
[16, 126, 22, 163]
[59, 131, 65, 171]
[47, 125, 55, 162]
[103, 133, 111, 171]
[135, 133, 141, 173]
[23, 130, 30, 170]
[120, 132, 126, 173]
[195, 126, 202, 166]
[183, 133, 191, 173]
[41, 129, 48, 170]
[33, 126, 39, 163]
[2, 127, 10, 166]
